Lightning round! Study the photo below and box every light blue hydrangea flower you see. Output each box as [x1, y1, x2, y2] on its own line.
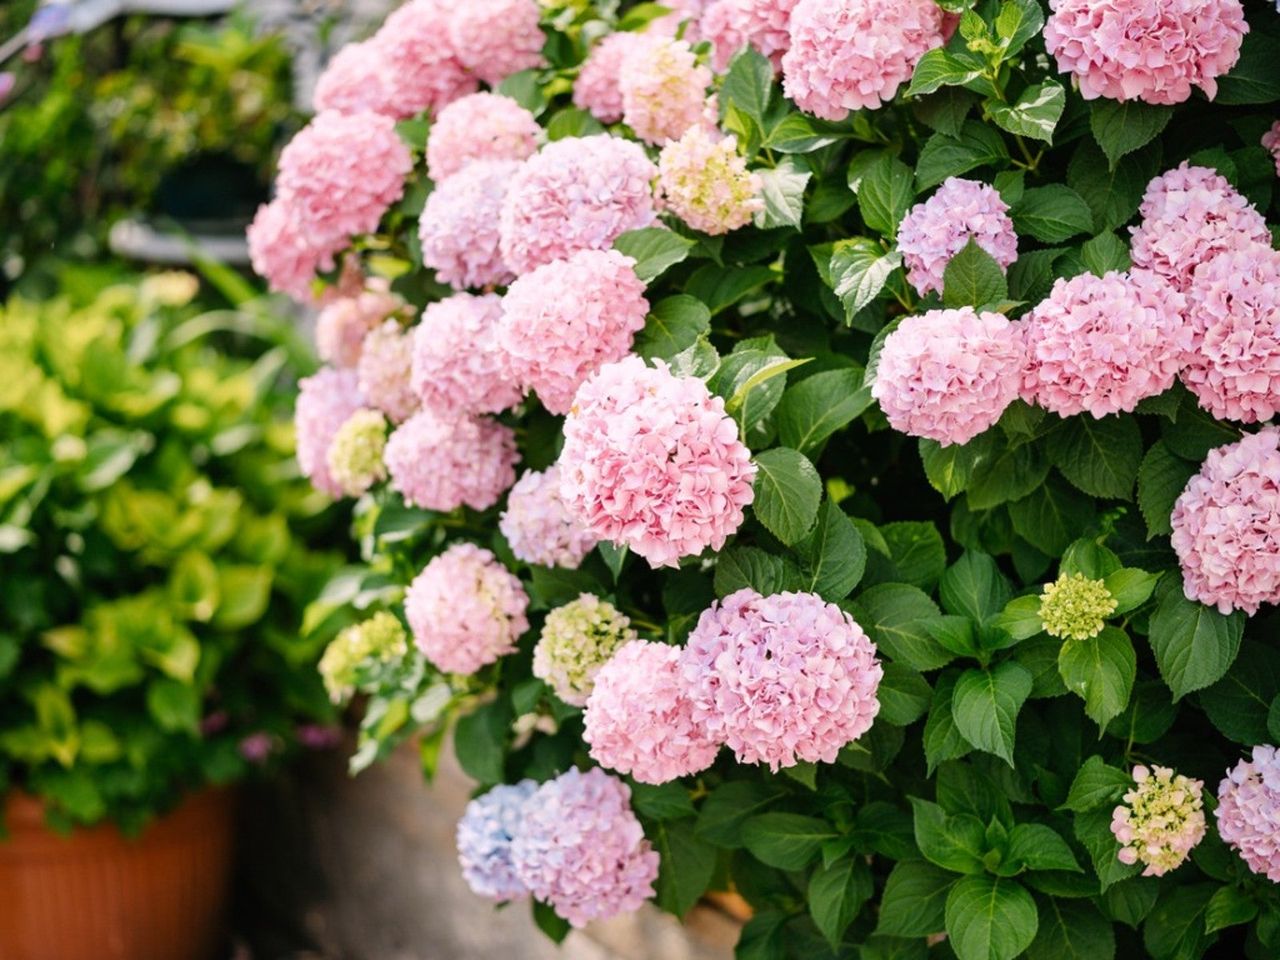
[455, 780, 537, 902]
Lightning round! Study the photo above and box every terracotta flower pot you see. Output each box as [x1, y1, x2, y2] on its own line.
[0, 787, 237, 960]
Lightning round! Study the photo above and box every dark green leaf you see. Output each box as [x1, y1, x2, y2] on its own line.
[715, 546, 803, 598]
[1011, 186, 1094, 243]
[1137, 441, 1196, 539]
[752, 447, 822, 545]
[876, 860, 954, 937]
[945, 875, 1039, 960]
[911, 798, 987, 875]
[653, 819, 717, 916]
[952, 662, 1032, 765]
[924, 672, 973, 774]
[859, 152, 916, 238]
[1058, 627, 1135, 729]
[614, 227, 696, 281]
[453, 700, 510, 784]
[916, 121, 1011, 189]
[634, 296, 711, 361]
[1200, 642, 1280, 745]
[826, 238, 903, 319]
[1045, 415, 1143, 499]
[940, 551, 1012, 623]
[776, 367, 871, 454]
[852, 584, 951, 672]
[696, 781, 788, 848]
[1090, 100, 1173, 167]
[1028, 897, 1115, 960]
[809, 856, 873, 949]
[742, 813, 837, 870]
[1148, 580, 1245, 700]
[797, 500, 867, 601]
[906, 48, 985, 97]
[1216, 33, 1280, 105]
[989, 81, 1065, 143]
[1006, 823, 1082, 874]
[1009, 476, 1096, 557]
[942, 239, 1009, 308]
[878, 663, 933, 726]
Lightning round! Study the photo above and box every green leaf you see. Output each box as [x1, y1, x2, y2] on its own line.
[211, 566, 272, 631]
[942, 239, 1009, 309]
[995, 0, 1046, 57]
[1007, 824, 1082, 874]
[1068, 139, 1162, 233]
[613, 227, 696, 281]
[1044, 415, 1142, 500]
[1011, 186, 1094, 243]
[911, 798, 987, 875]
[1027, 898, 1116, 960]
[634, 296, 711, 361]
[876, 860, 954, 937]
[720, 46, 775, 130]
[966, 439, 1049, 510]
[809, 856, 873, 949]
[765, 113, 843, 153]
[145, 679, 200, 735]
[497, 69, 546, 114]
[686, 264, 775, 315]
[1058, 627, 1136, 729]
[1216, 33, 1280, 105]
[906, 48, 985, 97]
[940, 551, 1012, 623]
[919, 434, 995, 501]
[994, 595, 1044, 641]
[725, 356, 811, 427]
[1137, 441, 1196, 539]
[952, 662, 1032, 765]
[878, 663, 933, 726]
[453, 700, 510, 784]
[544, 106, 604, 140]
[696, 781, 787, 848]
[852, 584, 951, 672]
[776, 367, 871, 454]
[1089, 100, 1172, 167]
[742, 813, 837, 870]
[945, 875, 1039, 960]
[755, 160, 811, 229]
[989, 81, 1065, 143]
[1199, 641, 1280, 746]
[1148, 581, 1245, 700]
[1009, 476, 1095, 557]
[714, 546, 803, 597]
[881, 522, 947, 591]
[1103, 568, 1160, 615]
[859, 152, 916, 238]
[653, 819, 717, 917]
[924, 672, 973, 773]
[752, 447, 822, 545]
[1203, 886, 1258, 934]
[631, 782, 696, 821]
[532, 900, 570, 943]
[826, 239, 903, 319]
[917, 121, 1010, 189]
[1081, 232, 1131, 276]
[797, 500, 867, 601]
[1143, 885, 1215, 960]
[737, 911, 787, 960]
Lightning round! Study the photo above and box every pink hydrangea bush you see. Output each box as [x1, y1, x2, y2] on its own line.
[426, 94, 541, 183]
[657, 127, 764, 235]
[498, 467, 597, 569]
[447, 0, 545, 88]
[618, 37, 712, 146]
[417, 160, 519, 291]
[294, 367, 366, 499]
[411, 293, 522, 417]
[384, 410, 518, 512]
[1217, 745, 1280, 882]
[404, 542, 530, 674]
[573, 32, 660, 124]
[897, 178, 1018, 297]
[701, 0, 797, 74]
[312, 40, 393, 116]
[558, 357, 756, 568]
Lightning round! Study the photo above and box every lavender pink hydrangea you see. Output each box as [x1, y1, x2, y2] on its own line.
[315, 288, 404, 368]
[558, 357, 756, 569]
[499, 136, 657, 275]
[583, 640, 721, 785]
[385, 410, 518, 512]
[498, 467, 597, 569]
[872, 307, 1026, 446]
[369, 0, 476, 117]
[657, 127, 763, 235]
[1111, 764, 1206, 877]
[456, 781, 538, 902]
[1170, 427, 1280, 616]
[510, 767, 659, 928]
[357, 320, 418, 424]
[426, 93, 541, 183]
[618, 37, 712, 145]
[498, 249, 649, 414]
[1044, 0, 1247, 105]
[404, 542, 530, 675]
[1264, 122, 1280, 177]
[681, 589, 883, 771]
[573, 32, 659, 124]
[411, 293, 522, 417]
[897, 177, 1018, 297]
[448, 0, 545, 88]
[418, 160, 518, 291]
[701, 0, 797, 73]
[1021, 270, 1190, 418]
[1217, 745, 1280, 882]
[295, 367, 366, 498]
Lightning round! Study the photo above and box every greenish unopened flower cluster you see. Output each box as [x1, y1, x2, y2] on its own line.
[320, 611, 409, 703]
[1039, 572, 1117, 640]
[532, 594, 637, 707]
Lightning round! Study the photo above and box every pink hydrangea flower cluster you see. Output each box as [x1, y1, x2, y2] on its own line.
[701, 0, 797, 73]
[404, 542, 530, 675]
[1264, 122, 1280, 177]
[573, 32, 659, 124]
[558, 357, 756, 569]
[246, 199, 339, 303]
[411, 293, 522, 417]
[426, 93, 541, 183]
[584, 640, 721, 785]
[1170, 427, 1280, 616]
[418, 160, 518, 291]
[1044, 0, 1247, 105]
[657, 127, 764, 235]
[456, 780, 538, 903]
[312, 40, 394, 116]
[498, 467, 597, 569]
[1110, 764, 1206, 877]
[499, 136, 658, 274]
[357, 321, 418, 424]
[872, 307, 1026, 447]
[498, 250, 649, 414]
[315, 288, 404, 368]
[448, 0, 545, 88]
[294, 367, 366, 499]
[618, 37, 712, 145]
[1216, 745, 1280, 882]
[897, 177, 1018, 297]
[385, 410, 518, 512]
[1021, 270, 1190, 418]
[681, 589, 883, 771]
[1130, 163, 1271, 293]
[782, 0, 950, 120]
[511, 767, 659, 928]
[367, 0, 477, 118]
[1182, 245, 1280, 424]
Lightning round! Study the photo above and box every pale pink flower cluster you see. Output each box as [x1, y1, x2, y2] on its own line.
[573, 32, 659, 124]
[618, 37, 712, 145]
[701, 0, 797, 73]
[782, 0, 950, 120]
[681, 589, 883, 771]
[1044, 0, 1247, 105]
[367, 0, 477, 118]
[558, 357, 756, 569]
[312, 40, 394, 117]
[412, 294, 522, 417]
[357, 321, 418, 424]
[1182, 246, 1280, 424]
[511, 767, 659, 928]
[385, 410, 518, 512]
[1021, 270, 1190, 418]
[294, 367, 366, 498]
[499, 467, 597, 569]
[872, 307, 1026, 447]
[897, 178, 1018, 297]
[1111, 764, 1206, 877]
[315, 288, 404, 368]
[584, 640, 720, 785]
[247, 199, 338, 303]
[1170, 427, 1280, 616]
[657, 127, 764, 235]
[404, 542, 530, 675]
[499, 250, 649, 414]
[499, 136, 658, 274]
[448, 0, 545, 88]
[426, 93, 541, 182]
[1130, 163, 1271, 293]
[418, 160, 519, 291]
[1216, 745, 1280, 882]
[1264, 122, 1280, 177]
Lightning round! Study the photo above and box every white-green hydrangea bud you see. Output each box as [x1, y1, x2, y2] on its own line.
[318, 611, 408, 703]
[532, 593, 638, 707]
[1039, 572, 1117, 641]
[326, 408, 388, 497]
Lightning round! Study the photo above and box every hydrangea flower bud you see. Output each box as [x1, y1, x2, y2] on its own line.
[1038, 573, 1117, 641]
[326, 408, 389, 498]
[657, 127, 763, 236]
[532, 594, 637, 706]
[1111, 764, 1206, 876]
[318, 611, 409, 703]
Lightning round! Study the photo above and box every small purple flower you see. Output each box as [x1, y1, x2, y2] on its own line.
[199, 710, 230, 737]
[239, 731, 276, 764]
[295, 724, 342, 750]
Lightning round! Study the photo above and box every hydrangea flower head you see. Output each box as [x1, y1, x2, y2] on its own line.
[500, 136, 658, 274]
[418, 160, 519, 291]
[782, 0, 950, 120]
[1039, 573, 1117, 641]
[1182, 245, 1280, 424]
[448, 0, 546, 87]
[1217, 745, 1280, 882]
[871, 307, 1025, 447]
[412, 293, 523, 416]
[246, 199, 341, 304]
[533, 594, 637, 707]
[558, 357, 756, 568]
[701, 0, 797, 73]
[499, 467, 598, 569]
[897, 178, 1018, 297]
[1045, 0, 1247, 105]
[426, 93, 541, 182]
[1111, 764, 1206, 876]
[385, 411, 518, 512]
[1129, 163, 1271, 292]
[1021, 270, 1191, 418]
[357, 321, 418, 424]
[315, 289, 404, 368]
[657, 127, 763, 235]
[511, 767, 659, 927]
[295, 367, 365, 498]
[618, 36, 712, 145]
[1170, 427, 1280, 616]
[318, 611, 409, 703]
[326, 408, 389, 497]
[1264, 122, 1280, 177]
[313, 40, 393, 116]
[498, 249, 649, 414]
[681, 589, 883, 771]
[369, 0, 476, 117]
[573, 32, 661, 124]
[456, 781, 538, 902]
[404, 543, 530, 675]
